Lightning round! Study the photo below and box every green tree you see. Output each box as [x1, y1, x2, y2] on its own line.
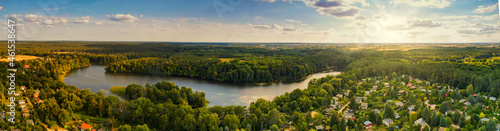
[384, 103, 395, 119]
[439, 115, 447, 127]
[117, 124, 132, 131]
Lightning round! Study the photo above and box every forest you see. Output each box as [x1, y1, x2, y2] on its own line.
[0, 42, 499, 131]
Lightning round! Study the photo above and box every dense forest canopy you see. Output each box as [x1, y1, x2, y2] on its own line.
[0, 42, 499, 130]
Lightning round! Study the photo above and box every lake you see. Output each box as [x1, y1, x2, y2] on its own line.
[64, 65, 341, 106]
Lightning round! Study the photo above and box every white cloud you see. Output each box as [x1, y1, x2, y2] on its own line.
[23, 14, 45, 22]
[473, 3, 498, 14]
[407, 19, 443, 28]
[4, 14, 23, 22]
[95, 22, 102, 25]
[317, 6, 361, 18]
[252, 24, 281, 29]
[73, 16, 90, 23]
[109, 14, 139, 23]
[392, 0, 452, 9]
[286, 19, 302, 23]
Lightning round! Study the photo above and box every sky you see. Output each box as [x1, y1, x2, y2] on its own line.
[0, 0, 499, 43]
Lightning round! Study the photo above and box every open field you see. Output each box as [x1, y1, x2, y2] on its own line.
[0, 55, 41, 62]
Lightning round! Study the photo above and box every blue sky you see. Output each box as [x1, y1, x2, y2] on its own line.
[1, 0, 499, 43]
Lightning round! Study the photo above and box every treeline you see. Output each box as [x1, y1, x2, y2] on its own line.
[105, 49, 350, 83]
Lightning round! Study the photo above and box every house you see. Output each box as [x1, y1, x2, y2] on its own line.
[360, 103, 368, 110]
[438, 127, 446, 131]
[80, 123, 93, 131]
[395, 113, 400, 119]
[34, 90, 40, 94]
[420, 89, 427, 92]
[344, 113, 355, 119]
[20, 86, 26, 90]
[18, 100, 25, 104]
[365, 91, 370, 96]
[409, 86, 416, 89]
[336, 94, 343, 98]
[356, 97, 363, 103]
[383, 118, 393, 126]
[459, 99, 466, 103]
[24, 65, 30, 69]
[398, 90, 405, 95]
[414, 118, 426, 125]
[375, 81, 380, 84]
[344, 90, 350, 96]
[465, 116, 471, 120]
[373, 109, 381, 114]
[481, 118, 490, 123]
[464, 102, 471, 105]
[424, 100, 429, 105]
[35, 97, 43, 104]
[408, 105, 415, 111]
[314, 125, 325, 131]
[407, 83, 413, 86]
[370, 88, 377, 92]
[450, 124, 460, 129]
[446, 110, 455, 115]
[19, 103, 26, 108]
[385, 83, 390, 87]
[396, 102, 404, 107]
[401, 82, 406, 85]
[26, 119, 34, 126]
[428, 104, 437, 110]
[363, 121, 373, 129]
[22, 113, 30, 117]
[14, 92, 21, 96]
[373, 85, 378, 89]
[22, 107, 29, 113]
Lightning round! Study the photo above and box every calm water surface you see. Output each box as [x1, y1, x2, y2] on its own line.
[64, 65, 341, 106]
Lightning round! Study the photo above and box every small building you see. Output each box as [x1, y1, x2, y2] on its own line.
[383, 118, 393, 126]
[489, 97, 496, 101]
[356, 97, 363, 103]
[459, 99, 466, 103]
[22, 113, 30, 117]
[481, 118, 490, 123]
[314, 125, 324, 131]
[26, 119, 34, 126]
[446, 110, 455, 115]
[18, 100, 25, 104]
[370, 88, 377, 92]
[465, 116, 471, 121]
[332, 97, 339, 101]
[373, 85, 378, 89]
[365, 91, 370, 96]
[408, 105, 415, 111]
[450, 124, 460, 129]
[19, 103, 27, 108]
[34, 90, 40, 94]
[344, 113, 355, 119]
[20, 86, 26, 90]
[464, 102, 471, 105]
[373, 109, 381, 114]
[363, 121, 373, 129]
[14, 92, 21, 96]
[384, 83, 390, 87]
[438, 127, 446, 131]
[428, 104, 437, 110]
[336, 94, 343, 98]
[395, 113, 400, 119]
[22, 107, 29, 113]
[80, 123, 93, 131]
[360, 103, 368, 110]
[386, 100, 393, 103]
[344, 90, 350, 96]
[414, 118, 426, 125]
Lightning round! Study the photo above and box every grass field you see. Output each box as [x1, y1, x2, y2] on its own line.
[110, 86, 126, 97]
[0, 55, 42, 62]
[219, 58, 235, 62]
